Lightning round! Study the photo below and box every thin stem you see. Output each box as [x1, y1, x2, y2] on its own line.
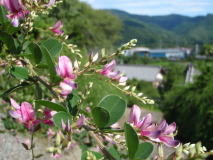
[88, 131, 116, 160]
[0, 81, 31, 98]
[31, 132, 35, 160]
[34, 76, 59, 99]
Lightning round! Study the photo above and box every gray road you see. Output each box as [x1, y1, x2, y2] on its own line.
[117, 65, 161, 82]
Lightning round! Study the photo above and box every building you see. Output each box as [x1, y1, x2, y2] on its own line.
[125, 47, 150, 56]
[149, 48, 186, 59]
[125, 47, 191, 59]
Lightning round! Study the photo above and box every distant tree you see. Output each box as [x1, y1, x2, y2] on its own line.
[201, 44, 213, 56]
[161, 63, 213, 149]
[48, 0, 122, 50]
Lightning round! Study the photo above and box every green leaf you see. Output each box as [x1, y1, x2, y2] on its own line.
[0, 6, 7, 23]
[0, 32, 18, 53]
[41, 39, 63, 56]
[40, 46, 56, 80]
[108, 147, 121, 160]
[124, 123, 139, 159]
[134, 142, 154, 160]
[35, 100, 67, 112]
[98, 95, 126, 126]
[10, 67, 29, 80]
[35, 83, 42, 100]
[92, 107, 110, 128]
[66, 91, 81, 116]
[28, 42, 42, 64]
[81, 151, 104, 160]
[53, 112, 71, 128]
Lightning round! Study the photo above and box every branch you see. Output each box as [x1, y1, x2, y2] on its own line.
[88, 131, 116, 160]
[33, 76, 59, 99]
[1, 81, 31, 98]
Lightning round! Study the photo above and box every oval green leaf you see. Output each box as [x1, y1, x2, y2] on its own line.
[124, 123, 139, 159]
[28, 42, 42, 64]
[108, 147, 121, 160]
[92, 107, 110, 128]
[98, 95, 126, 126]
[10, 67, 28, 80]
[0, 32, 17, 53]
[35, 100, 67, 112]
[53, 111, 71, 128]
[40, 46, 56, 80]
[41, 39, 63, 57]
[134, 142, 154, 160]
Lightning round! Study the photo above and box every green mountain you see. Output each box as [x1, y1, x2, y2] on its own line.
[109, 9, 213, 47]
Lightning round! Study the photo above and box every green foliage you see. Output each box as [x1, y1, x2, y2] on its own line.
[44, 0, 122, 49]
[200, 44, 213, 56]
[134, 143, 154, 160]
[53, 111, 71, 128]
[10, 67, 29, 80]
[40, 46, 56, 80]
[161, 62, 213, 149]
[111, 10, 213, 47]
[124, 123, 139, 159]
[66, 92, 81, 116]
[92, 107, 110, 128]
[28, 42, 43, 64]
[108, 147, 121, 160]
[0, 6, 7, 23]
[0, 32, 19, 54]
[81, 151, 104, 160]
[98, 95, 126, 126]
[41, 39, 63, 57]
[124, 123, 154, 159]
[35, 100, 67, 112]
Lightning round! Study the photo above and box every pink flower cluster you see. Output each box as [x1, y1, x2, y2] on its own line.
[100, 60, 128, 85]
[9, 99, 55, 131]
[0, 0, 56, 27]
[0, 0, 29, 27]
[129, 105, 180, 147]
[56, 56, 77, 96]
[43, 108, 56, 126]
[50, 21, 64, 36]
[9, 98, 40, 131]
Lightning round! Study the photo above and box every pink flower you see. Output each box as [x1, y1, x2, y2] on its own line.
[9, 98, 40, 131]
[56, 56, 76, 80]
[76, 115, 85, 128]
[100, 60, 116, 75]
[61, 119, 71, 133]
[47, 128, 56, 139]
[43, 108, 56, 126]
[52, 154, 62, 159]
[155, 120, 180, 147]
[1, 0, 29, 27]
[129, 105, 160, 139]
[56, 56, 77, 96]
[50, 21, 64, 36]
[100, 60, 128, 84]
[59, 78, 77, 96]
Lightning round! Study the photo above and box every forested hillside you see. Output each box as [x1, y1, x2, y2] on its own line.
[110, 9, 213, 48]
[35, 0, 122, 50]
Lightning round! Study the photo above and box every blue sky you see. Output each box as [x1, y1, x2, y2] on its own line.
[80, 0, 213, 16]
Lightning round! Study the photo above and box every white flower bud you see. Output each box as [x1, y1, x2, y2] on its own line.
[92, 53, 99, 62]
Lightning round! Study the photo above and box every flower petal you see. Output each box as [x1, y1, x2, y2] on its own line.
[159, 136, 180, 147]
[129, 105, 141, 126]
[20, 102, 35, 122]
[164, 122, 176, 135]
[10, 98, 20, 109]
